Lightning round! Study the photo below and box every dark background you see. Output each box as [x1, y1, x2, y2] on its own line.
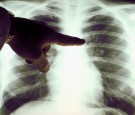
[101, 0, 135, 4]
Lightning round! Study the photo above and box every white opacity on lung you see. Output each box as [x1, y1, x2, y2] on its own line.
[1, 0, 135, 115]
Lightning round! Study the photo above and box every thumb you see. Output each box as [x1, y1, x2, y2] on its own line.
[34, 54, 50, 73]
[52, 33, 85, 46]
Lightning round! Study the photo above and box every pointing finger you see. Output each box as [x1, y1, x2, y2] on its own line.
[52, 33, 85, 46]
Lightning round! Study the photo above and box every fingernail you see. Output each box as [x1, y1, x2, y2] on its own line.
[81, 39, 85, 44]
[40, 63, 50, 73]
[77, 39, 85, 45]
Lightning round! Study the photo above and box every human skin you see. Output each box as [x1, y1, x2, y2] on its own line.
[7, 17, 85, 72]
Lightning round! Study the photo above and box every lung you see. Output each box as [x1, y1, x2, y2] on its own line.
[1, 1, 135, 115]
[82, 6, 135, 115]
[0, 68, 49, 115]
[0, 2, 63, 115]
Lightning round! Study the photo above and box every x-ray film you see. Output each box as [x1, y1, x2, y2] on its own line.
[0, 0, 135, 115]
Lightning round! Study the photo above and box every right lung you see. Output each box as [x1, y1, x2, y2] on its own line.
[33, 14, 62, 32]
[31, 3, 63, 33]
[31, 5, 63, 64]
[0, 3, 63, 115]
[0, 60, 49, 115]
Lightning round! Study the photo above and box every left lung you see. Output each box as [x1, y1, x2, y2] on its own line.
[83, 11, 135, 114]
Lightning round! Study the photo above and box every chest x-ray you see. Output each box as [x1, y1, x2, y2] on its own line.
[1, 0, 135, 115]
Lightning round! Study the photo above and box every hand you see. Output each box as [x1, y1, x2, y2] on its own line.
[7, 17, 85, 72]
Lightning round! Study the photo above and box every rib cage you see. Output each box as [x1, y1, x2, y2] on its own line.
[0, 2, 63, 115]
[1, 1, 135, 115]
[83, 6, 135, 115]
[1, 65, 49, 114]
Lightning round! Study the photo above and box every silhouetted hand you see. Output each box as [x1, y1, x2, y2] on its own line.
[7, 17, 85, 72]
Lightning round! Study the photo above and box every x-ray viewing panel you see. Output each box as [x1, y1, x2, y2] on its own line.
[1, 0, 135, 115]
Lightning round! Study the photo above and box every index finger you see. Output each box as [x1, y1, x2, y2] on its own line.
[51, 33, 85, 46]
